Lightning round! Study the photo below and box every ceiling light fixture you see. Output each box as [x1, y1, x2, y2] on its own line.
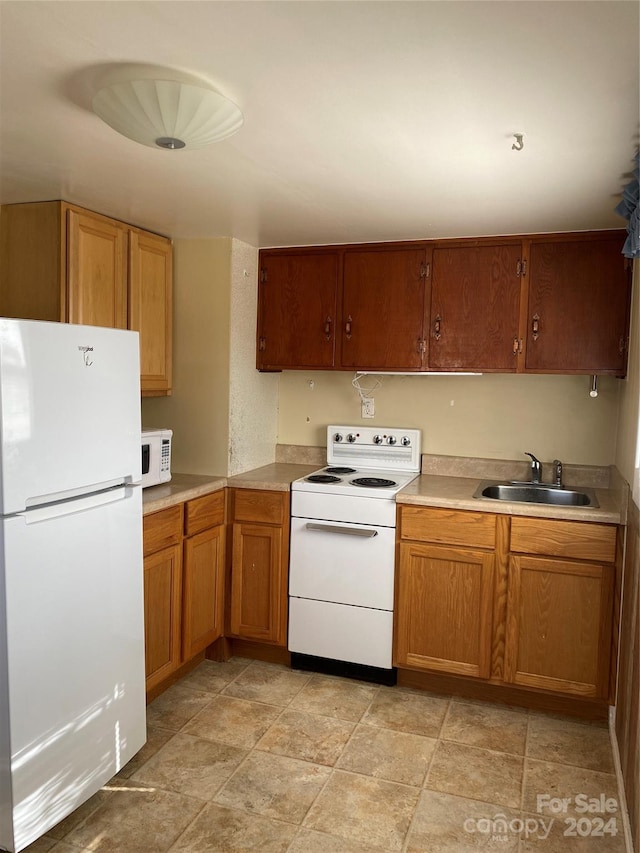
[92, 77, 243, 150]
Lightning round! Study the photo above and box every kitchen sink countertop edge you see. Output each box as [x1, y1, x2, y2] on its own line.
[397, 473, 626, 525]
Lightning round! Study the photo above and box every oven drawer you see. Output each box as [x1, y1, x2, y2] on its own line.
[289, 517, 395, 609]
[289, 597, 393, 668]
[291, 490, 396, 526]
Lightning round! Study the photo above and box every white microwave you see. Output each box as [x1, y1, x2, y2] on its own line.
[141, 429, 172, 488]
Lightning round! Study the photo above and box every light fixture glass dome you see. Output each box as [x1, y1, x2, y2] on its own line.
[92, 78, 244, 150]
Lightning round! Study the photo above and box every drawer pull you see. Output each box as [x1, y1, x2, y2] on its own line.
[305, 522, 378, 538]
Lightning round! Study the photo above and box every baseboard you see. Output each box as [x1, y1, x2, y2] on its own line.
[609, 705, 635, 853]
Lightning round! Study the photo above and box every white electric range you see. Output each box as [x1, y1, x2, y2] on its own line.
[288, 425, 422, 683]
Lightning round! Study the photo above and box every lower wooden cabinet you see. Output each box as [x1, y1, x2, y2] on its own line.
[228, 488, 289, 646]
[395, 505, 618, 703]
[143, 490, 225, 693]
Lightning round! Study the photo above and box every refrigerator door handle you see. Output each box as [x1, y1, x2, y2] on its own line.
[18, 485, 136, 524]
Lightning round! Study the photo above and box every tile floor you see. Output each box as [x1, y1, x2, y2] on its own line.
[25, 658, 627, 852]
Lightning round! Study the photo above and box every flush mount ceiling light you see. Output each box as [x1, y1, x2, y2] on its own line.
[92, 78, 243, 150]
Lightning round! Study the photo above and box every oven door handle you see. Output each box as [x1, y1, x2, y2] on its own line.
[304, 522, 378, 538]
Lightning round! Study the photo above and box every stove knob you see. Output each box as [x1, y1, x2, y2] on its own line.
[401, 436, 411, 446]
[347, 433, 357, 443]
[334, 433, 343, 443]
[373, 434, 383, 445]
[386, 435, 397, 445]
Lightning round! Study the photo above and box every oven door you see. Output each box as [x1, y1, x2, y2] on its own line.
[289, 517, 395, 610]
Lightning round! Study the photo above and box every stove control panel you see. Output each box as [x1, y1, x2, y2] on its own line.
[327, 425, 422, 472]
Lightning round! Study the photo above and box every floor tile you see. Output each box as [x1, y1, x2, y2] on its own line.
[289, 675, 379, 721]
[441, 698, 528, 754]
[527, 713, 615, 772]
[519, 809, 626, 851]
[214, 750, 331, 823]
[522, 758, 620, 817]
[61, 786, 203, 853]
[406, 789, 520, 851]
[362, 686, 449, 737]
[425, 740, 524, 809]
[46, 788, 113, 840]
[178, 658, 250, 694]
[49, 844, 93, 853]
[182, 694, 282, 748]
[221, 662, 310, 706]
[336, 723, 436, 786]
[145, 683, 214, 731]
[168, 803, 298, 852]
[131, 732, 246, 800]
[288, 827, 385, 852]
[22, 838, 58, 852]
[256, 708, 355, 765]
[304, 769, 420, 851]
[117, 725, 175, 779]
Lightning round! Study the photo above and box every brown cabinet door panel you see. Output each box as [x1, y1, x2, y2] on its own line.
[396, 542, 494, 679]
[230, 522, 285, 643]
[143, 544, 182, 691]
[182, 526, 224, 659]
[258, 252, 338, 369]
[504, 555, 613, 697]
[429, 244, 522, 370]
[526, 237, 630, 373]
[341, 248, 427, 369]
[67, 209, 128, 329]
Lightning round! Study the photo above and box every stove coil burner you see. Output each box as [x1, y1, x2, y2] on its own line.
[305, 474, 342, 484]
[324, 467, 357, 475]
[351, 476, 397, 488]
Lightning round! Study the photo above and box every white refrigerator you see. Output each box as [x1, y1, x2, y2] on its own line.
[0, 319, 146, 853]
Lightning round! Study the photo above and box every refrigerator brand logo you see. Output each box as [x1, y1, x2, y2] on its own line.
[78, 345, 94, 366]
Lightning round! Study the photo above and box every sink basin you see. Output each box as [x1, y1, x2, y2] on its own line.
[473, 481, 599, 508]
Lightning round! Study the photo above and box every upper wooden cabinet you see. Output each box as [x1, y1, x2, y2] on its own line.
[523, 234, 631, 375]
[257, 230, 630, 376]
[0, 201, 173, 395]
[429, 242, 523, 372]
[257, 251, 338, 370]
[341, 247, 428, 370]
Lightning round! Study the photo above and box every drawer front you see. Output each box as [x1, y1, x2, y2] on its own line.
[400, 505, 496, 549]
[510, 517, 616, 563]
[185, 490, 224, 536]
[143, 504, 183, 556]
[232, 488, 286, 525]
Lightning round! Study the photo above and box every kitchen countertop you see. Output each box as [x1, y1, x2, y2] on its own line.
[142, 465, 627, 525]
[397, 473, 626, 525]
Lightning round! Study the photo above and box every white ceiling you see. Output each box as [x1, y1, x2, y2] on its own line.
[1, 1, 638, 248]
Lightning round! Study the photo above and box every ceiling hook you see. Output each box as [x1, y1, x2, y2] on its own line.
[512, 133, 524, 151]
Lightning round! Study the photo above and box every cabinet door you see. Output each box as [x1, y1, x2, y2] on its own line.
[67, 209, 128, 329]
[230, 521, 285, 644]
[182, 525, 224, 660]
[525, 236, 630, 374]
[504, 555, 614, 698]
[129, 229, 173, 395]
[395, 541, 495, 678]
[341, 247, 428, 370]
[429, 243, 522, 371]
[257, 252, 338, 370]
[143, 544, 182, 692]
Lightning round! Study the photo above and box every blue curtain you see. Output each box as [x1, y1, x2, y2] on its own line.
[615, 151, 640, 258]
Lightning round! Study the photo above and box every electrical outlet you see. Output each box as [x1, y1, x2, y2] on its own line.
[362, 397, 375, 418]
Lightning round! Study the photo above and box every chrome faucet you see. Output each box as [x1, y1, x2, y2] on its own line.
[525, 452, 542, 484]
[553, 459, 563, 487]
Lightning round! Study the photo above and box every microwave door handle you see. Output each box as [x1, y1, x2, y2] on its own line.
[305, 522, 378, 538]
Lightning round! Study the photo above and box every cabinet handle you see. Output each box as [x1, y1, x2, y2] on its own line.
[433, 314, 441, 341]
[345, 315, 353, 340]
[619, 336, 626, 354]
[531, 313, 540, 340]
[516, 259, 527, 277]
[420, 262, 431, 279]
[324, 316, 332, 340]
[512, 337, 519, 355]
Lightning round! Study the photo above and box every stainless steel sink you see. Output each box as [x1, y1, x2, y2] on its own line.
[473, 481, 599, 507]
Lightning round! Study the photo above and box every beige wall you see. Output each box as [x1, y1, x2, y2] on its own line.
[142, 238, 232, 476]
[278, 370, 621, 466]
